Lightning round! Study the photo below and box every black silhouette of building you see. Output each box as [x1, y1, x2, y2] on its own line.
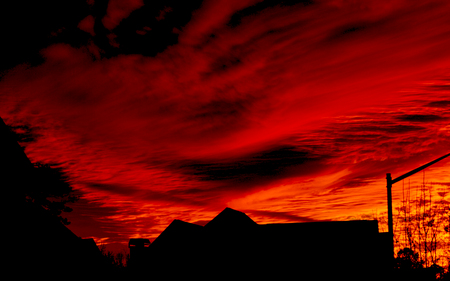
[145, 207, 392, 280]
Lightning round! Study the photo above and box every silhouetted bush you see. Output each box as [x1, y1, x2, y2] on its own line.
[394, 247, 424, 270]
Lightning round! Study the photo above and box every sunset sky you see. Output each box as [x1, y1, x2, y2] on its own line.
[1, 0, 449, 253]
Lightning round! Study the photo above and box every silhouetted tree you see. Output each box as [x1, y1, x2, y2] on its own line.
[394, 177, 449, 271]
[99, 244, 129, 269]
[394, 247, 424, 270]
[25, 163, 78, 225]
[370, 174, 449, 279]
[5, 123, 78, 225]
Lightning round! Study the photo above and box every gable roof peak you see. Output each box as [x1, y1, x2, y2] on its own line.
[204, 207, 257, 230]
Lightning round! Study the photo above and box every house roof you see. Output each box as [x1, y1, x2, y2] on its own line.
[149, 219, 203, 252]
[204, 207, 257, 232]
[146, 207, 387, 279]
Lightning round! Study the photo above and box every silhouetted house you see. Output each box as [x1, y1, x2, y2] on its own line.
[202, 208, 259, 279]
[147, 219, 203, 278]
[146, 207, 391, 280]
[256, 220, 389, 279]
[1, 117, 106, 277]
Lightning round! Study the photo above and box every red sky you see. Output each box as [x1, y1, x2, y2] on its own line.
[1, 0, 449, 253]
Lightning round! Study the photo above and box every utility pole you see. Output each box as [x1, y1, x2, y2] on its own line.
[386, 152, 450, 263]
[386, 173, 393, 260]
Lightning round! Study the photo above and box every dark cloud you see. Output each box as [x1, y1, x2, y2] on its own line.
[140, 189, 210, 207]
[0, 1, 90, 72]
[335, 178, 375, 189]
[86, 182, 140, 196]
[425, 100, 450, 108]
[227, 0, 313, 27]
[326, 22, 372, 43]
[428, 84, 450, 91]
[185, 146, 314, 181]
[345, 124, 426, 134]
[208, 55, 243, 73]
[396, 114, 448, 123]
[109, 0, 203, 56]
[0, 0, 205, 73]
[191, 98, 249, 124]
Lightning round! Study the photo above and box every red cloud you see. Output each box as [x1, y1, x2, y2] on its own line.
[102, 0, 144, 30]
[78, 15, 96, 36]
